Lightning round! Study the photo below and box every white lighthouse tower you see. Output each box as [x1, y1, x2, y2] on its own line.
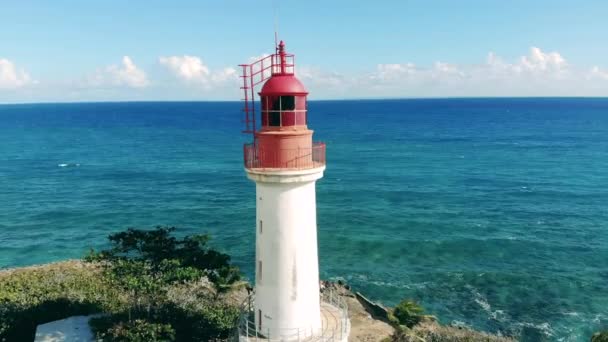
[238, 41, 349, 341]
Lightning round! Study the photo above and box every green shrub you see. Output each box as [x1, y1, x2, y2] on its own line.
[393, 299, 425, 328]
[0, 261, 122, 342]
[1, 227, 243, 342]
[86, 227, 240, 291]
[86, 227, 243, 341]
[90, 317, 175, 342]
[159, 302, 239, 341]
[592, 331, 608, 342]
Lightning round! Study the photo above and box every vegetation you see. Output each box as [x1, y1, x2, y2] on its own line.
[385, 298, 515, 342]
[592, 331, 608, 342]
[391, 326, 515, 342]
[86, 227, 242, 341]
[0, 227, 243, 342]
[0, 261, 121, 341]
[85, 227, 241, 292]
[390, 299, 425, 328]
[1, 227, 523, 342]
[89, 318, 176, 342]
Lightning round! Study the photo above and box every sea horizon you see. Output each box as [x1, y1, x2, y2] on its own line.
[2, 96, 608, 106]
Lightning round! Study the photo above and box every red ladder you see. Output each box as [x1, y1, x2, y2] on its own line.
[239, 54, 279, 135]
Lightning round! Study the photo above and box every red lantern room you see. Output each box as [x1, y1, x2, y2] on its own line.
[240, 41, 325, 170]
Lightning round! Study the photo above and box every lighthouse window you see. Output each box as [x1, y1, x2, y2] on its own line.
[258, 260, 263, 282]
[296, 95, 307, 126]
[262, 95, 301, 127]
[258, 310, 262, 330]
[269, 96, 281, 126]
[280, 96, 296, 110]
[269, 111, 281, 126]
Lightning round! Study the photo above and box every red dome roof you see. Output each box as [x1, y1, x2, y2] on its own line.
[259, 75, 308, 96]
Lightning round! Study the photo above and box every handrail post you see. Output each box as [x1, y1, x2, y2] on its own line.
[245, 313, 249, 339]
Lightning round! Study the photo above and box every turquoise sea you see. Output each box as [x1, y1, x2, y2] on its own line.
[1, 99, 607, 341]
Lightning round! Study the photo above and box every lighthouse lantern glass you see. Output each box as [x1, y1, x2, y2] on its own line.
[260, 95, 307, 127]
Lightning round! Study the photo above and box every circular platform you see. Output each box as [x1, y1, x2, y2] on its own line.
[237, 291, 350, 342]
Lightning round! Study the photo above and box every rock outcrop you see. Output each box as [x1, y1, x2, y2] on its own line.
[323, 281, 515, 342]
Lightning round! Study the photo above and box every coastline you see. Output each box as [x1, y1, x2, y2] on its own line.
[1, 260, 516, 341]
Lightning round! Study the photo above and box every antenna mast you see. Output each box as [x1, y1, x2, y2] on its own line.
[273, 0, 279, 50]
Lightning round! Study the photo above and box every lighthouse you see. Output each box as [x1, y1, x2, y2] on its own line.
[238, 41, 349, 341]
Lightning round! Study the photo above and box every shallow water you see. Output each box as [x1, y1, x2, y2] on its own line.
[1, 99, 607, 340]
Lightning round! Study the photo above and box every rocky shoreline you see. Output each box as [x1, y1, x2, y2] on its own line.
[322, 280, 514, 342]
[2, 261, 604, 341]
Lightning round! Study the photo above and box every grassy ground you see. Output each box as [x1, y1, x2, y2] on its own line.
[0, 260, 122, 341]
[0, 259, 246, 342]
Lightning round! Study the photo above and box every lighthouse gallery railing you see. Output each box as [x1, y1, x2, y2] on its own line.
[244, 142, 326, 170]
[236, 289, 349, 341]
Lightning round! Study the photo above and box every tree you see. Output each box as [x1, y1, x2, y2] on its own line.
[85, 227, 242, 341]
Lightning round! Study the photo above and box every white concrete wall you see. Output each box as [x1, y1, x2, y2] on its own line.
[248, 168, 324, 339]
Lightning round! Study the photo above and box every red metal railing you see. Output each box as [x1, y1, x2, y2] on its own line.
[244, 142, 326, 170]
[239, 53, 295, 135]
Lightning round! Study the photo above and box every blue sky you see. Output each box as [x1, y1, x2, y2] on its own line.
[1, 0, 607, 103]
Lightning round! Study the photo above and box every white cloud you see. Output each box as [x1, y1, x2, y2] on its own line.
[4, 46, 606, 102]
[372, 63, 417, 81]
[86, 56, 149, 88]
[0, 59, 33, 89]
[484, 47, 568, 79]
[518, 47, 567, 73]
[159, 55, 238, 87]
[589, 66, 608, 80]
[366, 61, 465, 86]
[297, 66, 344, 88]
[212, 67, 238, 83]
[433, 62, 466, 78]
[113, 56, 149, 88]
[284, 46, 608, 98]
[159, 55, 209, 82]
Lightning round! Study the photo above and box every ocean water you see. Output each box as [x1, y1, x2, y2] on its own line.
[1, 99, 607, 341]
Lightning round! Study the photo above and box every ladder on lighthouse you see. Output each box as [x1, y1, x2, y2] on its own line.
[239, 52, 295, 135]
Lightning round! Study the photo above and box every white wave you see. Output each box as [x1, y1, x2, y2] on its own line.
[58, 163, 80, 168]
[473, 293, 491, 312]
[515, 321, 555, 337]
[593, 313, 606, 323]
[353, 273, 428, 289]
[450, 320, 471, 329]
[466, 285, 508, 321]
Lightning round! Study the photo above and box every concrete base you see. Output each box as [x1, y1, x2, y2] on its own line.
[35, 316, 96, 342]
[240, 302, 350, 341]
